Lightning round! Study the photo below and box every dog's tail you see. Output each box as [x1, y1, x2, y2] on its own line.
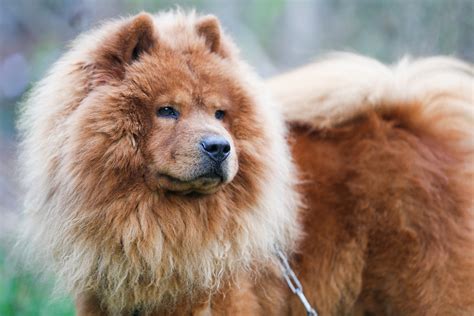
[266, 53, 473, 133]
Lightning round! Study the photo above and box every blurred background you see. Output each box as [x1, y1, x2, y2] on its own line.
[0, 0, 473, 314]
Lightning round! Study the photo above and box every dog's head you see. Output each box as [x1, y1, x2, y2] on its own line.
[72, 13, 270, 197]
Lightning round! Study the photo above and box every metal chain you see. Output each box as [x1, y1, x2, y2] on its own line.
[276, 249, 318, 316]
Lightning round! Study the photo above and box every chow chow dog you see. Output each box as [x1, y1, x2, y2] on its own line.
[18, 10, 474, 316]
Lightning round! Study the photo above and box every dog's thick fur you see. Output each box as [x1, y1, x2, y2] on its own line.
[268, 54, 474, 315]
[17, 9, 474, 315]
[17, 11, 299, 315]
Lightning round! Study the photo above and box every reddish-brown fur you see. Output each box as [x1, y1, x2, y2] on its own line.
[287, 108, 474, 315]
[261, 53, 474, 315]
[18, 10, 473, 316]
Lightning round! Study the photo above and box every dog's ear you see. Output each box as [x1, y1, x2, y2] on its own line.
[117, 12, 155, 64]
[196, 15, 228, 58]
[92, 12, 156, 84]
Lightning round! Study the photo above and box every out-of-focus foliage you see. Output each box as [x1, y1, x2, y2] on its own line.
[0, 0, 472, 314]
[0, 248, 74, 316]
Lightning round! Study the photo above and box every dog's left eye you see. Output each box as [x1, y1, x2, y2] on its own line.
[215, 110, 225, 120]
[157, 106, 179, 119]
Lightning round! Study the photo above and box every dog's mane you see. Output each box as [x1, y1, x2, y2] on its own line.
[17, 11, 300, 313]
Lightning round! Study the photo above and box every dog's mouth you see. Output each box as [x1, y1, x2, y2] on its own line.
[157, 172, 223, 195]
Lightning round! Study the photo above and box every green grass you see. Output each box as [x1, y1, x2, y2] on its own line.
[0, 246, 74, 316]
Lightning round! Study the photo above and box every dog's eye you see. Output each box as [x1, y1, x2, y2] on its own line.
[157, 106, 179, 119]
[215, 110, 225, 120]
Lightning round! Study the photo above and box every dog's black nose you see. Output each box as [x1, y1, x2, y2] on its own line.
[200, 136, 231, 163]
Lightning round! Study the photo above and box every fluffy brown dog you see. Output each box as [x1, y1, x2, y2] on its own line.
[267, 54, 474, 315]
[18, 10, 474, 316]
[17, 11, 299, 315]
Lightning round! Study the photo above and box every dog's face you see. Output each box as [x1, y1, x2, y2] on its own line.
[141, 56, 239, 195]
[75, 13, 266, 198]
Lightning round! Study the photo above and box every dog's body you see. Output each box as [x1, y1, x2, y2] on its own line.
[17, 11, 474, 315]
[269, 54, 474, 315]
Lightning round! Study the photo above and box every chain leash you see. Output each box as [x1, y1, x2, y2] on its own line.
[276, 249, 318, 316]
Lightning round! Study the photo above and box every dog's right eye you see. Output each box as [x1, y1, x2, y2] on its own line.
[157, 106, 179, 119]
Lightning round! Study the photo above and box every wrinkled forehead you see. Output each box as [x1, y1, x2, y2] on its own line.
[127, 48, 236, 108]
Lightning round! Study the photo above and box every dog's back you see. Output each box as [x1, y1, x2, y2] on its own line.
[268, 54, 474, 315]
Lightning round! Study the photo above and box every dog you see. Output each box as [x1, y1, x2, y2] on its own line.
[17, 10, 474, 315]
